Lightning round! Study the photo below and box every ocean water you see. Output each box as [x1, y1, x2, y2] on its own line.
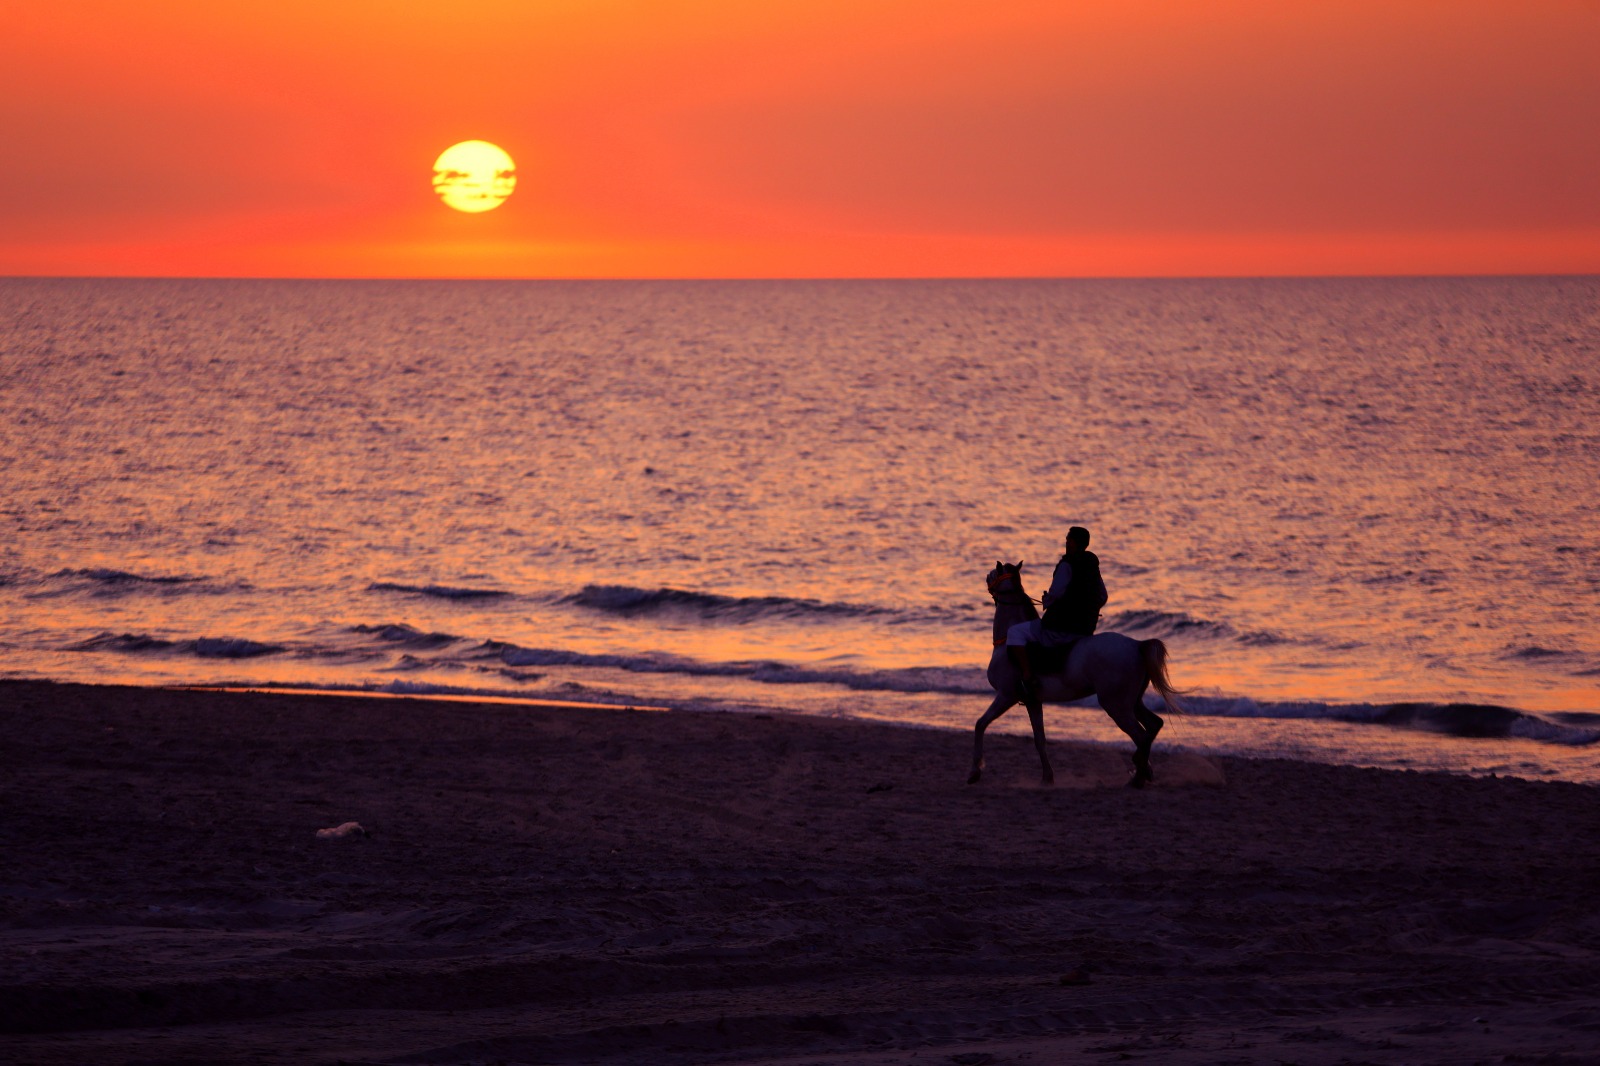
[3, 277, 1597, 782]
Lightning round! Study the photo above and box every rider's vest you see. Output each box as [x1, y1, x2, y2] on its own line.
[1041, 551, 1103, 635]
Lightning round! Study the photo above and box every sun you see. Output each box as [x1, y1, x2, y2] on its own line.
[432, 141, 516, 213]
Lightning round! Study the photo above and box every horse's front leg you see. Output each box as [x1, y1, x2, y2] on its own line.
[968, 694, 1015, 785]
[1025, 699, 1055, 786]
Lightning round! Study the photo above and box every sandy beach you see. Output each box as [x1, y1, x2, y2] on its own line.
[3, 680, 1599, 1065]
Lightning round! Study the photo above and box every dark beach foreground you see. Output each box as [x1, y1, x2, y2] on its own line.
[2, 681, 1598, 1065]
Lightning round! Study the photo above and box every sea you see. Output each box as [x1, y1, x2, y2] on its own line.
[3, 277, 1597, 783]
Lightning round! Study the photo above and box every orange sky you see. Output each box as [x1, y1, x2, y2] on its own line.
[4, 0, 1598, 278]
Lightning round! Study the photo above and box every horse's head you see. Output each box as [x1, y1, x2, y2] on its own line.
[985, 559, 1027, 600]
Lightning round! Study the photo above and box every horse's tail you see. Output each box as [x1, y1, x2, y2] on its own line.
[1141, 638, 1188, 714]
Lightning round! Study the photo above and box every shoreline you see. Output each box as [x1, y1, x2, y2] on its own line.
[5, 672, 1596, 787]
[4, 679, 1600, 1064]
[182, 683, 674, 713]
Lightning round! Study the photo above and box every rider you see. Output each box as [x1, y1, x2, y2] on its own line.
[1005, 526, 1107, 692]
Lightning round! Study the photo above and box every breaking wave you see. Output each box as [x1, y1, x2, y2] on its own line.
[191, 637, 284, 658]
[52, 568, 204, 585]
[1506, 645, 1572, 660]
[487, 639, 981, 693]
[1106, 609, 1289, 646]
[2, 567, 251, 600]
[349, 623, 464, 648]
[1181, 695, 1599, 746]
[68, 632, 178, 652]
[559, 584, 894, 621]
[53, 622, 1598, 749]
[367, 582, 512, 600]
[68, 632, 283, 658]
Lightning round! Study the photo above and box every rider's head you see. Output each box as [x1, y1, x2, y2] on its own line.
[1065, 526, 1090, 553]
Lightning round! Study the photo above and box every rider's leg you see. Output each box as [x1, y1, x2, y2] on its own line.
[1004, 620, 1043, 698]
[1006, 643, 1036, 683]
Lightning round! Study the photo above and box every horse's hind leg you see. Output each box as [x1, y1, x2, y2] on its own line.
[1134, 706, 1165, 776]
[1098, 690, 1156, 789]
[1129, 739, 1155, 788]
[968, 694, 1016, 785]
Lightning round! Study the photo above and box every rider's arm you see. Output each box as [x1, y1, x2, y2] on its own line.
[1042, 559, 1072, 606]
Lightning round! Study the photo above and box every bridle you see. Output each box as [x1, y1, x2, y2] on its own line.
[987, 566, 1043, 646]
[986, 567, 1041, 607]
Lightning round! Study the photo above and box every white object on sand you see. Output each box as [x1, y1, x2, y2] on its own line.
[315, 821, 367, 840]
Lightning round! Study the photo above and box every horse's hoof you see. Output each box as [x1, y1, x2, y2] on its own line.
[1041, 773, 1055, 787]
[1133, 749, 1154, 785]
[967, 770, 983, 785]
[1127, 771, 1150, 789]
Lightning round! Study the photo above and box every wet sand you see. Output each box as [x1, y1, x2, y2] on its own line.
[2, 679, 1598, 1065]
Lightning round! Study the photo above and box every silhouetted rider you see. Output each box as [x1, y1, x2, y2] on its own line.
[1005, 526, 1107, 690]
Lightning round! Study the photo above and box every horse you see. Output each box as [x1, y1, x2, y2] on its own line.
[969, 561, 1184, 788]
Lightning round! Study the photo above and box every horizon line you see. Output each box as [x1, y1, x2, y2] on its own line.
[6, 271, 1599, 283]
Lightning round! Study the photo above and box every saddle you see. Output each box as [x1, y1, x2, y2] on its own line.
[1025, 637, 1081, 676]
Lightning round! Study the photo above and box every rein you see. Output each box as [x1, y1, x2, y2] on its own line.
[987, 568, 1043, 644]
[986, 577, 1042, 607]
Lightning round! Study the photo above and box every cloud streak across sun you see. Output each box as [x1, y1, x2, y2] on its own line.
[432, 141, 517, 214]
[2, 0, 1598, 277]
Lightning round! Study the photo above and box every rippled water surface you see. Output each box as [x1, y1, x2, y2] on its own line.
[3, 278, 1597, 780]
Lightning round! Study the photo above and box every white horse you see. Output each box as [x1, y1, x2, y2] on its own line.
[969, 561, 1184, 788]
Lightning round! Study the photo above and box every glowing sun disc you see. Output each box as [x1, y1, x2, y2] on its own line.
[432, 140, 516, 213]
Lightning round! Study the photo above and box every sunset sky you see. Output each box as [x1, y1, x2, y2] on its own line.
[4, 0, 1598, 278]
